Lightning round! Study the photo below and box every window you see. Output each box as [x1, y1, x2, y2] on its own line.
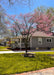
[38, 38, 42, 45]
[46, 38, 52, 43]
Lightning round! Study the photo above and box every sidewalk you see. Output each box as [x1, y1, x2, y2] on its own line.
[12, 67, 54, 75]
[0, 51, 25, 54]
[0, 50, 54, 54]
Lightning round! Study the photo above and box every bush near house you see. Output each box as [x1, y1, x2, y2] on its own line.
[0, 53, 54, 74]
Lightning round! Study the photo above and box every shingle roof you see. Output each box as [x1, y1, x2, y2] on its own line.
[32, 31, 54, 38]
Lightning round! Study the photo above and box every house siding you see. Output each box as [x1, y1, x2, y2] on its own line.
[32, 37, 54, 49]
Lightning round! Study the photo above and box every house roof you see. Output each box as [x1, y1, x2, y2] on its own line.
[11, 31, 54, 39]
[32, 31, 54, 38]
[4, 31, 54, 39]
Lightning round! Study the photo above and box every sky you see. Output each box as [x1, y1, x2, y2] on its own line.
[1, 0, 54, 15]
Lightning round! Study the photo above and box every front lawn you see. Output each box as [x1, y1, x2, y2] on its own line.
[0, 53, 54, 74]
[0, 46, 11, 51]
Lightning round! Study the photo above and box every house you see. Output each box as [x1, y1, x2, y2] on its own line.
[2, 31, 54, 50]
[30, 31, 54, 50]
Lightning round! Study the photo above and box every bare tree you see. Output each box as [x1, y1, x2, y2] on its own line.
[0, 5, 10, 37]
[0, 0, 35, 8]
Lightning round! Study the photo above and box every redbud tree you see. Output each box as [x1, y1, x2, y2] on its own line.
[5, 11, 54, 54]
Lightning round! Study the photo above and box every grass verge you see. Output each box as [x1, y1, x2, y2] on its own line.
[33, 51, 54, 54]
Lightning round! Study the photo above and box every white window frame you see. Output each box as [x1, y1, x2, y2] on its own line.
[38, 38, 42, 45]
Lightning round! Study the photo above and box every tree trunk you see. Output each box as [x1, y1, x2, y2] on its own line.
[26, 46, 27, 54]
[25, 40, 28, 54]
[23, 35, 29, 55]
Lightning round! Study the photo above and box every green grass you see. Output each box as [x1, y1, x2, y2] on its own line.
[0, 46, 11, 51]
[33, 51, 54, 54]
[0, 53, 54, 74]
